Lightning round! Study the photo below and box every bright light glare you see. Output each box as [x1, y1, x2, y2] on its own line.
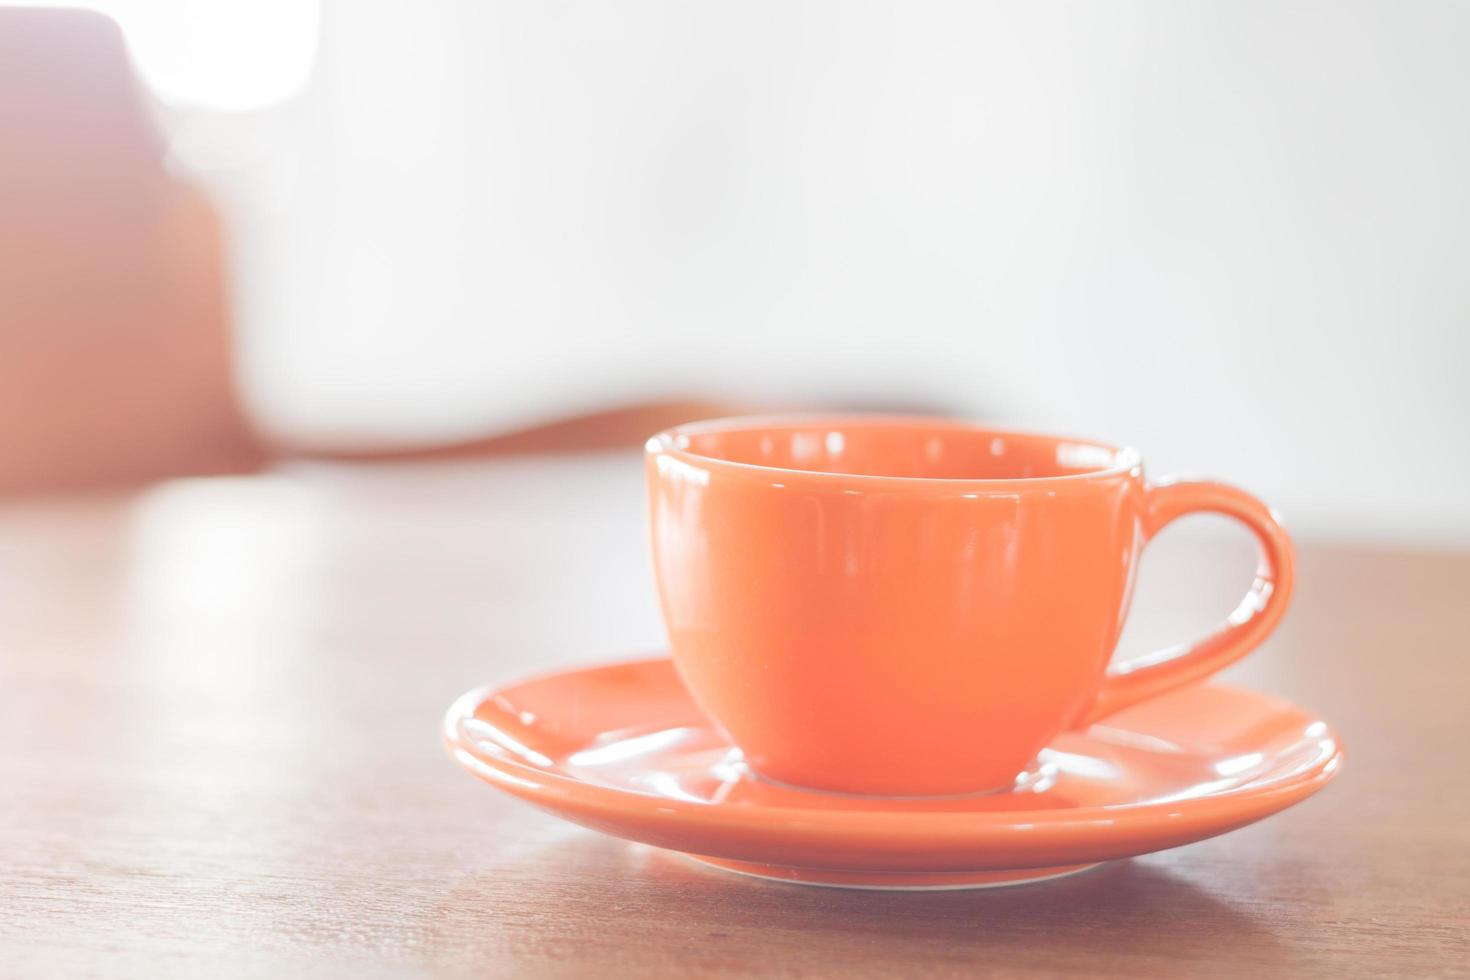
[1213, 753, 1265, 777]
[13, 0, 319, 111]
[567, 728, 693, 768]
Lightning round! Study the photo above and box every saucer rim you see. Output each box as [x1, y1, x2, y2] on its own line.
[443, 655, 1345, 840]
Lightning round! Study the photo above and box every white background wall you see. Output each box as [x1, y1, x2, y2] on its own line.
[181, 1, 1469, 542]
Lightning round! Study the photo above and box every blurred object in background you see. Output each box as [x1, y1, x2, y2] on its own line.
[0, 8, 263, 495]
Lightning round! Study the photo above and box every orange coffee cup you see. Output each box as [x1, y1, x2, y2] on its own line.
[646, 416, 1295, 797]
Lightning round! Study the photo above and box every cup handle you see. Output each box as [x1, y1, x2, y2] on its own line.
[1078, 477, 1296, 726]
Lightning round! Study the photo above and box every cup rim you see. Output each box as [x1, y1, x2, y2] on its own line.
[646, 414, 1142, 489]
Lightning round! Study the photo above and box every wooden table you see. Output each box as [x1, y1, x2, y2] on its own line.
[3, 454, 1466, 978]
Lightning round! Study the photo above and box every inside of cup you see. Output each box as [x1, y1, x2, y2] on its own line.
[679, 421, 1126, 480]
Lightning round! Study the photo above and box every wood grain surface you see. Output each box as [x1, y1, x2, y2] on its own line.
[2, 454, 1466, 978]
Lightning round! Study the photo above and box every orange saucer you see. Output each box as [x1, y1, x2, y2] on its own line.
[444, 658, 1342, 889]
